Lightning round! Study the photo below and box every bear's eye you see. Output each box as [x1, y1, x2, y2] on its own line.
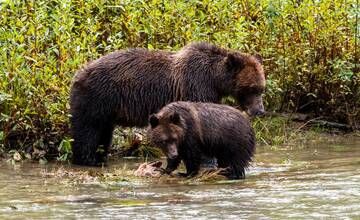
[160, 138, 176, 146]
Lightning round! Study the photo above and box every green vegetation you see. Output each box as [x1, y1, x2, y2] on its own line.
[0, 0, 359, 161]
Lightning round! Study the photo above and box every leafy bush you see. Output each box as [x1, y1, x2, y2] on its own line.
[0, 0, 358, 159]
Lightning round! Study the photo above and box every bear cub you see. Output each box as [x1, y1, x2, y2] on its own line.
[147, 101, 256, 179]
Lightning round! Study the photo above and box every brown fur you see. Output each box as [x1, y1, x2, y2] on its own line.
[70, 42, 265, 166]
[147, 101, 256, 179]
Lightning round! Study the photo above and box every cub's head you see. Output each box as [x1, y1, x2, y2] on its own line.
[226, 52, 266, 116]
[147, 112, 185, 159]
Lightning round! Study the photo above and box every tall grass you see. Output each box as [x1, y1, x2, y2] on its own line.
[0, 0, 358, 159]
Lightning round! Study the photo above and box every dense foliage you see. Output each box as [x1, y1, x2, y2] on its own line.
[0, 0, 359, 159]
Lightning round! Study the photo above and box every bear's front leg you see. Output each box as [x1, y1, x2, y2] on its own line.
[183, 156, 201, 177]
[164, 157, 181, 174]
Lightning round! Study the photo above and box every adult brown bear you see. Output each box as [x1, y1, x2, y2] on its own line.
[70, 42, 265, 166]
[147, 101, 256, 179]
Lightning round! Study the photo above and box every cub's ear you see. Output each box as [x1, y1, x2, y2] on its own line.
[226, 53, 244, 73]
[149, 114, 159, 128]
[253, 54, 263, 64]
[170, 112, 181, 125]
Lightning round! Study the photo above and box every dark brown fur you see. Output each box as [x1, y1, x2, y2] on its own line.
[147, 101, 256, 179]
[70, 42, 264, 166]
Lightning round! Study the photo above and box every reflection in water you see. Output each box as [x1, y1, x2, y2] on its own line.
[0, 135, 359, 219]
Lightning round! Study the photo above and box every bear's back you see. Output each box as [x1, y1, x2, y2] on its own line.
[197, 103, 252, 137]
[77, 49, 174, 80]
[166, 101, 252, 136]
[165, 101, 255, 159]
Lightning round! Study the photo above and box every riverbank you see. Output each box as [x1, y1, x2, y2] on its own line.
[1, 115, 359, 165]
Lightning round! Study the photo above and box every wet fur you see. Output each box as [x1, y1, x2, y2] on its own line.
[70, 42, 263, 166]
[147, 102, 256, 179]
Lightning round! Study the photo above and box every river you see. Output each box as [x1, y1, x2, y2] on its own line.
[0, 134, 359, 219]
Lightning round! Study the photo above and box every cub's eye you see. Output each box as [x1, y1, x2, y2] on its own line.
[160, 140, 168, 146]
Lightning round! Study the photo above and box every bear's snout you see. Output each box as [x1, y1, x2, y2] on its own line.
[247, 95, 265, 117]
[166, 143, 179, 159]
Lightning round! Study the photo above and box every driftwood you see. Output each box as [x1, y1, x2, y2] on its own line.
[264, 112, 309, 121]
[134, 161, 163, 177]
[306, 120, 353, 131]
[263, 111, 353, 131]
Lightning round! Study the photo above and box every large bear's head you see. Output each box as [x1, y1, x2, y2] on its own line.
[225, 52, 266, 116]
[147, 112, 184, 159]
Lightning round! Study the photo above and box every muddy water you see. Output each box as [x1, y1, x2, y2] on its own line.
[0, 135, 359, 219]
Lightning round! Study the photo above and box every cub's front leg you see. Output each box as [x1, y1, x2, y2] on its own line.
[183, 155, 201, 177]
[163, 157, 181, 174]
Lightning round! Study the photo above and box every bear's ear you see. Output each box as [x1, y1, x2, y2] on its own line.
[170, 112, 181, 125]
[253, 54, 263, 64]
[226, 53, 244, 73]
[149, 114, 159, 128]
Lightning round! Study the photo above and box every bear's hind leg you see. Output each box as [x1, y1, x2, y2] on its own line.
[217, 157, 245, 179]
[228, 164, 245, 180]
[72, 125, 102, 166]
